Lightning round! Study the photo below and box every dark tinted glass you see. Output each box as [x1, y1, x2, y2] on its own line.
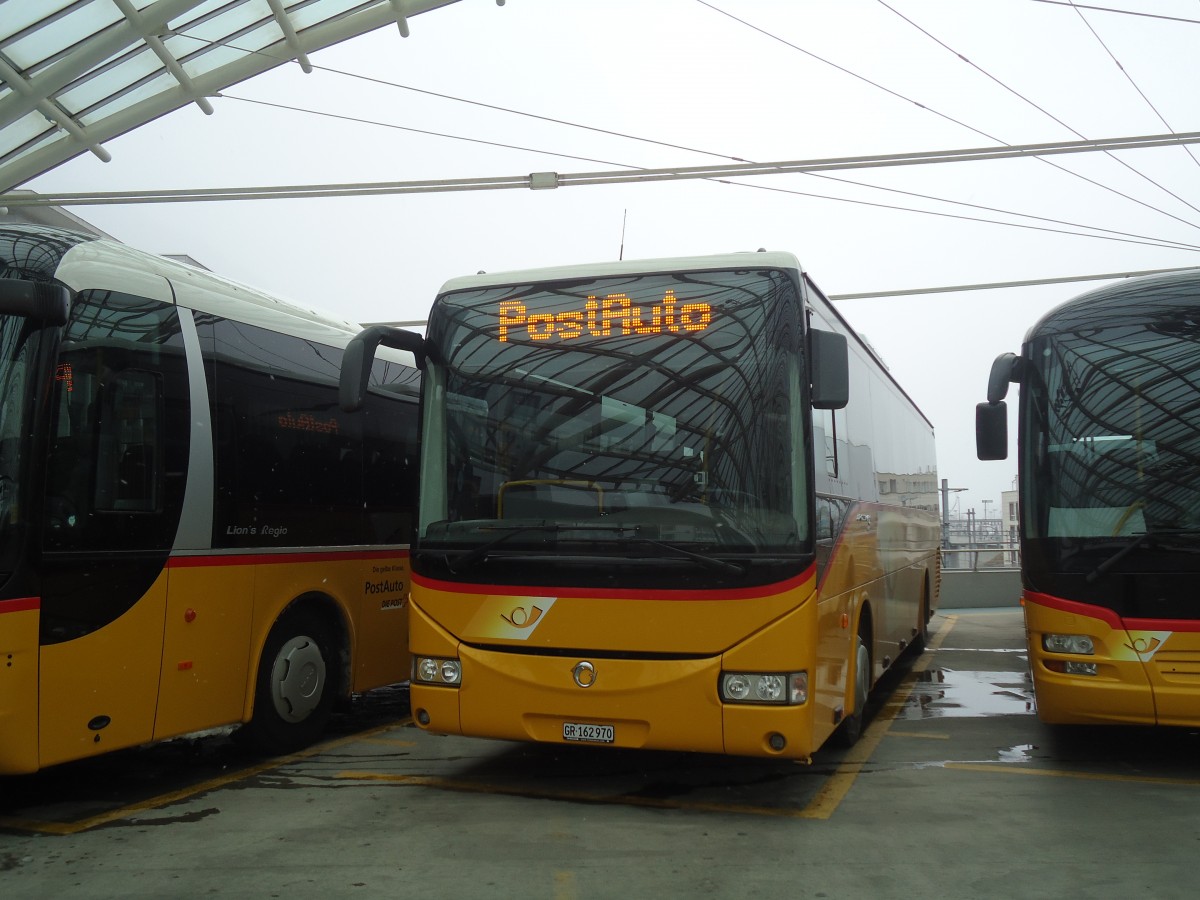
[208, 319, 418, 547]
[44, 291, 189, 552]
[418, 267, 810, 588]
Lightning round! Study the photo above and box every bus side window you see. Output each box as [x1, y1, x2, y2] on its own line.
[815, 407, 840, 478]
[43, 290, 187, 553]
[93, 370, 161, 512]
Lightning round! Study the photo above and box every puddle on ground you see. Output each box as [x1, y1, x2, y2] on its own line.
[997, 743, 1036, 762]
[898, 669, 1035, 718]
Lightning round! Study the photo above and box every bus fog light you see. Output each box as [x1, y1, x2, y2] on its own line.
[1064, 661, 1098, 676]
[1043, 634, 1095, 655]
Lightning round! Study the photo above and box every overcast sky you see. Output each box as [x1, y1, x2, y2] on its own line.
[24, 0, 1200, 518]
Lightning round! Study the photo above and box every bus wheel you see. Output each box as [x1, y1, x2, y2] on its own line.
[240, 608, 338, 755]
[913, 588, 931, 652]
[833, 633, 871, 748]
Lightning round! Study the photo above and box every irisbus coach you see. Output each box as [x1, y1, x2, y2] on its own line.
[0, 224, 418, 774]
[978, 269, 1200, 727]
[342, 251, 940, 762]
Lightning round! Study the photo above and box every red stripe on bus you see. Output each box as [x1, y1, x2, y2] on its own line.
[0, 597, 40, 614]
[412, 567, 816, 601]
[1023, 591, 1124, 629]
[1023, 591, 1200, 632]
[168, 549, 410, 568]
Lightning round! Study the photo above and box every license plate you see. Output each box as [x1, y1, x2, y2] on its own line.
[562, 722, 615, 744]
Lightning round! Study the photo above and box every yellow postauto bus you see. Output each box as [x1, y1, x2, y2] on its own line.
[342, 252, 940, 761]
[978, 269, 1200, 727]
[0, 224, 419, 774]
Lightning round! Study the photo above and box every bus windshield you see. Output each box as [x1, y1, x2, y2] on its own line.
[1022, 318, 1200, 545]
[0, 315, 38, 573]
[417, 267, 811, 587]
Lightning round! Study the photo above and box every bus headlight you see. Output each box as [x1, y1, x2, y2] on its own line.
[1043, 634, 1095, 655]
[720, 671, 807, 705]
[414, 656, 462, 686]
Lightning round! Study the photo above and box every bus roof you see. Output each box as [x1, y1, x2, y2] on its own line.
[10, 225, 416, 368]
[1026, 267, 1200, 342]
[436, 250, 805, 294]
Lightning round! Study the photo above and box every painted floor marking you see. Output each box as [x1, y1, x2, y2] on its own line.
[0, 718, 414, 835]
[944, 762, 1200, 788]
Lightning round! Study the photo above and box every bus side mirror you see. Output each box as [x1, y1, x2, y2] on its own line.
[339, 325, 426, 412]
[987, 352, 1021, 403]
[810, 329, 849, 410]
[977, 351, 1022, 459]
[0, 279, 69, 325]
[976, 402, 1008, 460]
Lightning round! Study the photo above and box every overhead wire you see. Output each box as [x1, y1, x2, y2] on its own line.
[1028, 1, 1200, 25]
[46, 11, 1199, 262]
[177, 25, 1200, 254]
[720, 176, 1200, 252]
[223, 95, 635, 170]
[769, 172, 1200, 252]
[829, 265, 1200, 300]
[876, 0, 1200, 215]
[1064, 0, 1200, 171]
[695, 0, 1200, 233]
[214, 86, 1200, 255]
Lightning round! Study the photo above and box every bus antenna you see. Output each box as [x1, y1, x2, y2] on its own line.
[619, 209, 627, 260]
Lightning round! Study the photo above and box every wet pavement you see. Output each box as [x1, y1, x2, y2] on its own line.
[3, 608, 1200, 899]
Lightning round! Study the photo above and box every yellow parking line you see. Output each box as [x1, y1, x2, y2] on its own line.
[0, 718, 414, 835]
[945, 762, 1200, 788]
[360, 737, 418, 747]
[555, 871, 578, 900]
[888, 731, 951, 740]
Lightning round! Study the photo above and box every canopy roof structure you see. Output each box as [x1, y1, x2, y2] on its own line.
[0, 0, 476, 193]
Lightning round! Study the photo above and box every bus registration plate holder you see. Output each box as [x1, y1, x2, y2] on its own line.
[563, 722, 614, 744]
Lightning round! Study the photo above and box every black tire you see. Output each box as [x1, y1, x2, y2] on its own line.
[239, 607, 339, 755]
[832, 632, 871, 748]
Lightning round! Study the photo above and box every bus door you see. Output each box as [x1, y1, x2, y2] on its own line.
[37, 289, 191, 768]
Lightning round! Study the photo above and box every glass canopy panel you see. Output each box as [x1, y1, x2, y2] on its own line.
[0, 0, 466, 192]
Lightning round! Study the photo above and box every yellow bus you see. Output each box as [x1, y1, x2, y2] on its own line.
[0, 224, 419, 774]
[343, 252, 940, 761]
[977, 270, 1200, 727]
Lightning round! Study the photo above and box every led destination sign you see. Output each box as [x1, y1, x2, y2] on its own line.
[497, 290, 713, 343]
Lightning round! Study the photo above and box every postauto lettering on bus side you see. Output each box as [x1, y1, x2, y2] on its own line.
[365, 577, 407, 610]
[497, 290, 713, 343]
[366, 563, 407, 610]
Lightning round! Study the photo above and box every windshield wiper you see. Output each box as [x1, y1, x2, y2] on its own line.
[616, 536, 747, 574]
[443, 522, 636, 574]
[1086, 527, 1200, 583]
[436, 522, 746, 575]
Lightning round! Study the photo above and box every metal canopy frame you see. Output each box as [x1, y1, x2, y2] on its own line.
[0, 0, 476, 192]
